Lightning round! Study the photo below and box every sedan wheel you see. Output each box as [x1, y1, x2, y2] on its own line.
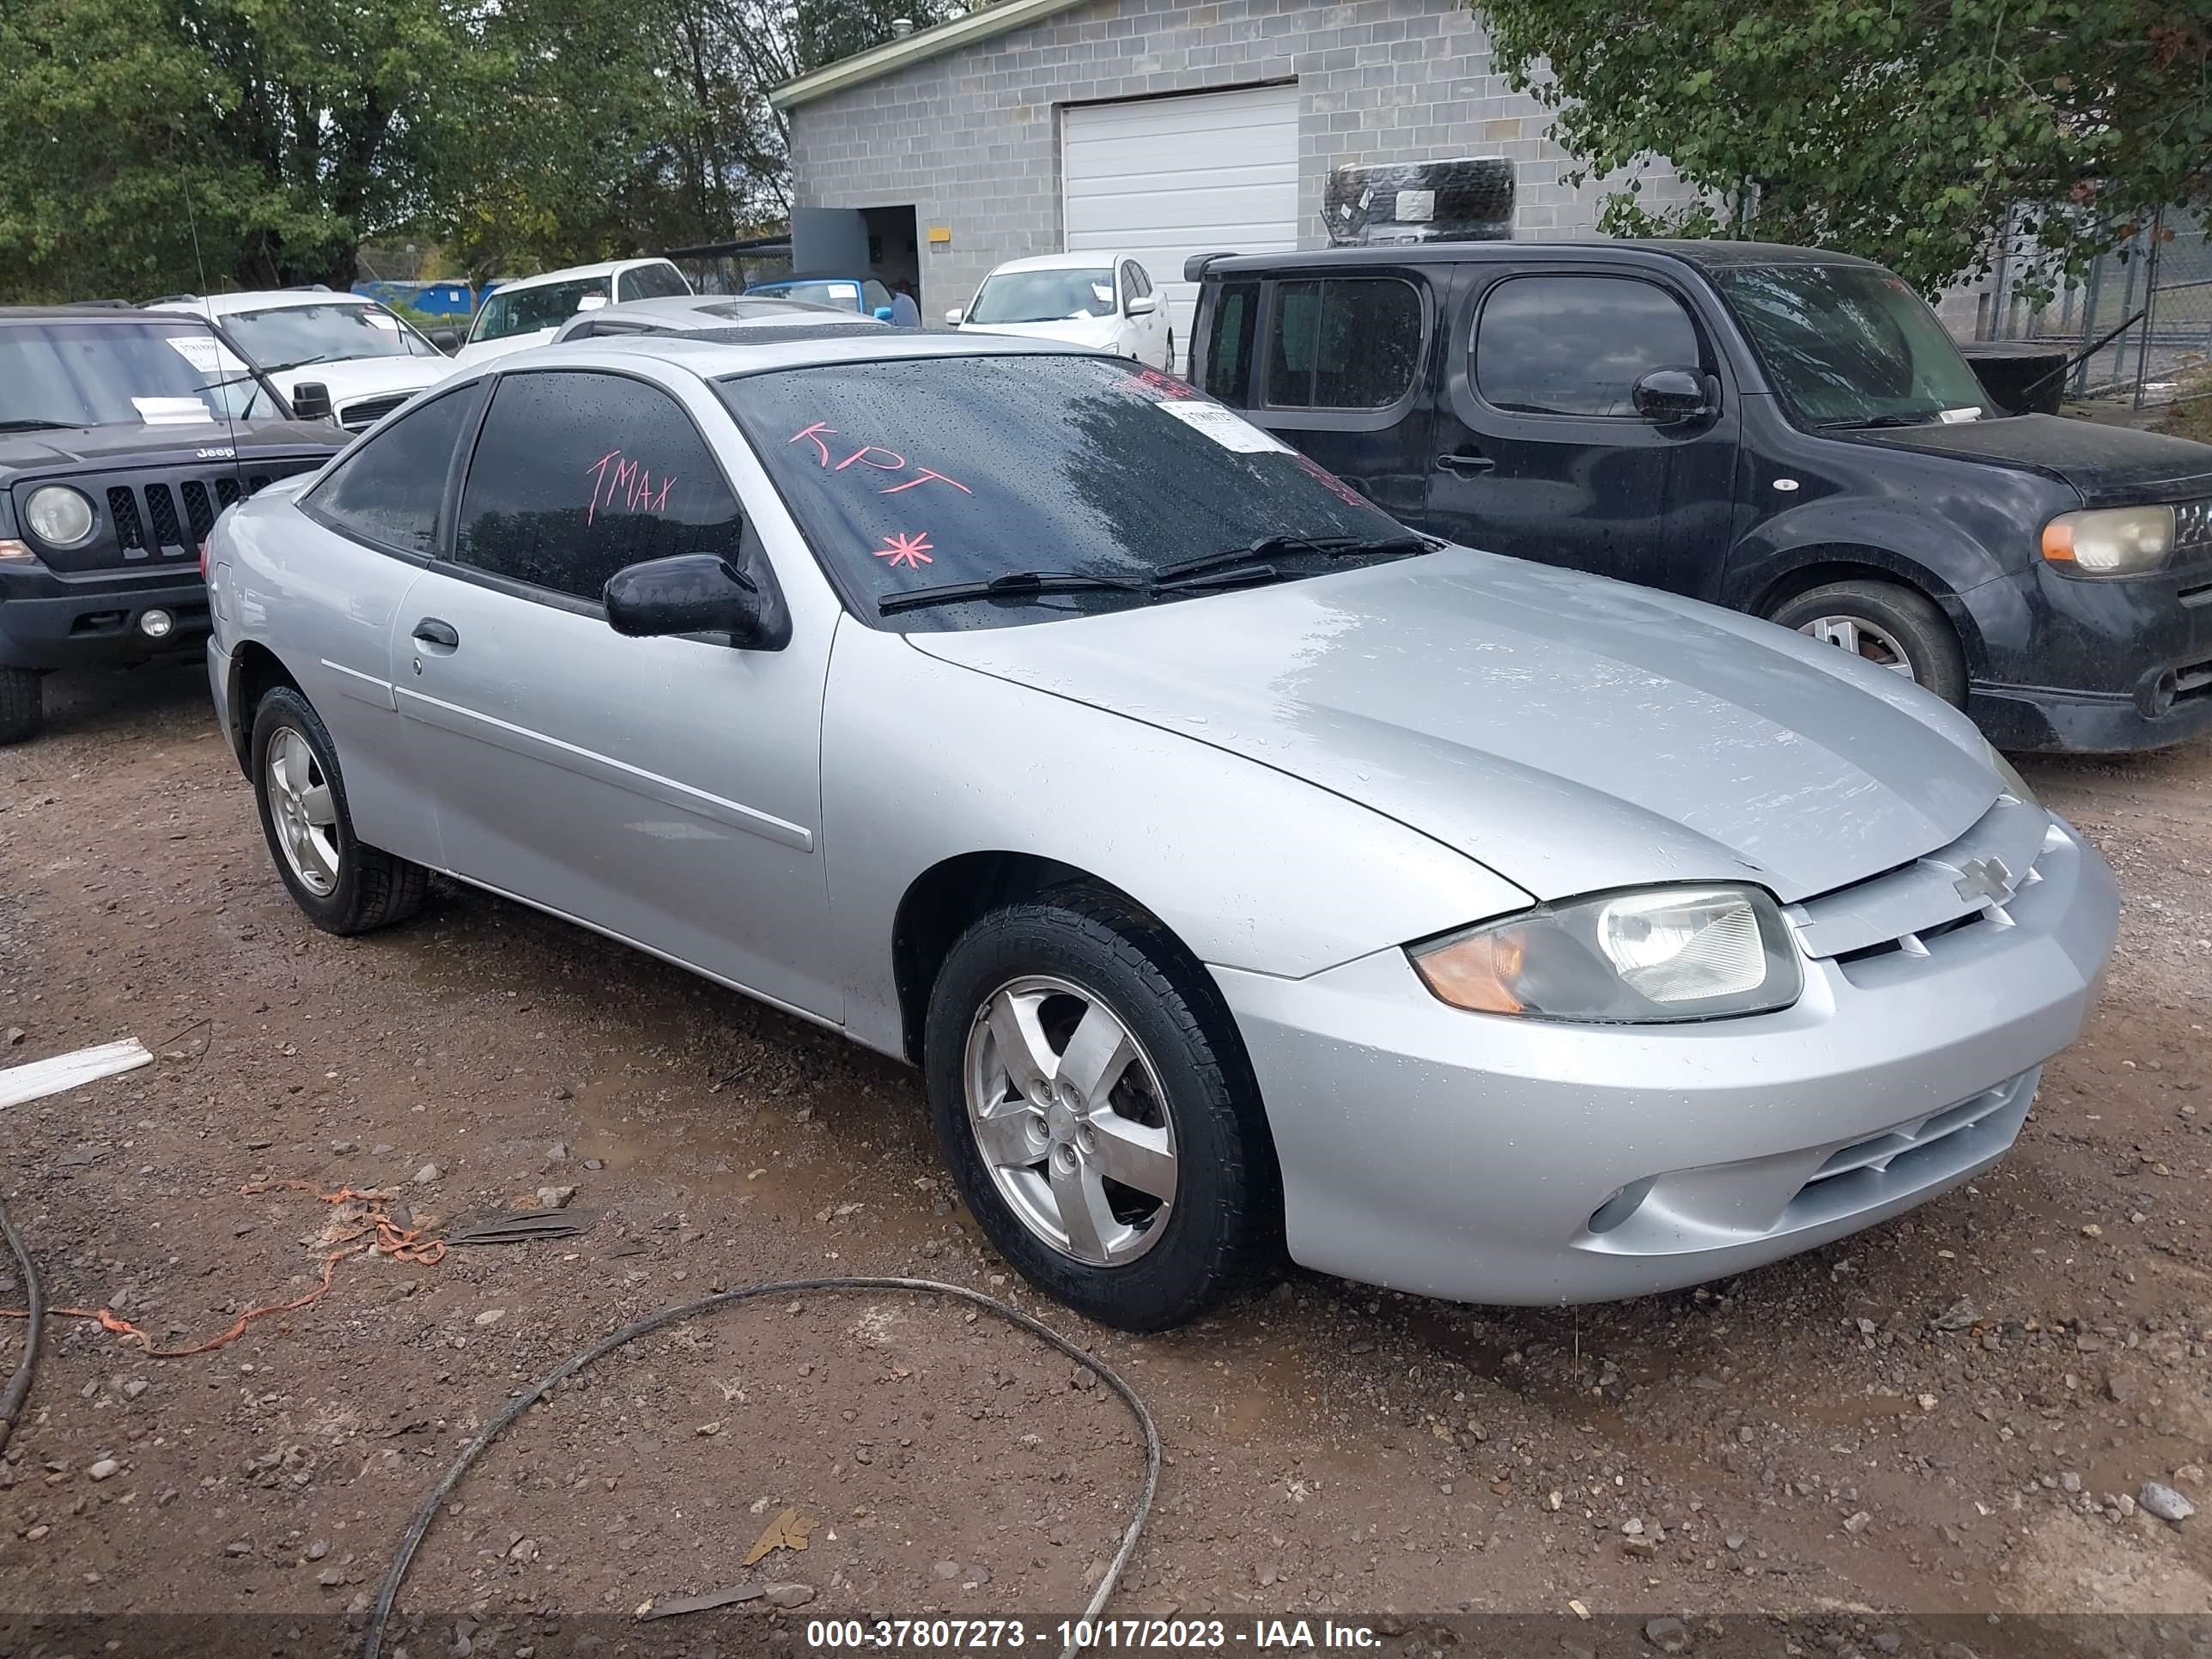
[924, 885, 1279, 1329]
[963, 975, 1177, 1267]
[1796, 614, 1917, 679]
[265, 726, 343, 895]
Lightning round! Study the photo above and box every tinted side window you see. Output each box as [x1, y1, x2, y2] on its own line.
[620, 263, 690, 301]
[1202, 280, 1259, 408]
[1266, 278, 1422, 410]
[306, 386, 475, 555]
[1474, 276, 1702, 417]
[1128, 263, 1152, 298]
[453, 372, 741, 603]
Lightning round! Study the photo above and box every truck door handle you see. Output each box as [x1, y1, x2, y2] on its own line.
[411, 618, 459, 650]
[1435, 450, 1495, 476]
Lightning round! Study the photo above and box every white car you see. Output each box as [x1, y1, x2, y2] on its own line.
[451, 258, 692, 368]
[144, 289, 453, 433]
[947, 252, 1172, 370]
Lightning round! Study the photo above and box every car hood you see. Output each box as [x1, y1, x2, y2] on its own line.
[452, 330, 553, 368]
[908, 549, 2000, 904]
[959, 317, 1122, 349]
[1851, 413, 2212, 507]
[268, 356, 447, 405]
[0, 417, 341, 478]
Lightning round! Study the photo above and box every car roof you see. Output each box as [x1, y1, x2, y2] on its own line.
[147, 289, 380, 316]
[986, 252, 1131, 275]
[552, 296, 867, 340]
[496, 257, 678, 294]
[1198, 238, 1884, 276]
[482, 328, 1095, 381]
[0, 304, 210, 325]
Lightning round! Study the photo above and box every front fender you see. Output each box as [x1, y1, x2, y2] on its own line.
[820, 621, 1534, 1060]
[1723, 498, 2013, 613]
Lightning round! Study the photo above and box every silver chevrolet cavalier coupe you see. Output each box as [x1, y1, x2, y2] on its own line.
[205, 326, 2120, 1331]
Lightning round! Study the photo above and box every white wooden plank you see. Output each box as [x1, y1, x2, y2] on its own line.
[0, 1039, 155, 1110]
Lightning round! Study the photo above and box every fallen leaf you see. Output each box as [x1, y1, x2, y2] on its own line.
[743, 1507, 812, 1566]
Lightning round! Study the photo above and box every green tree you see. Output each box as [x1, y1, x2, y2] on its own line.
[1479, 0, 2210, 294]
[0, 0, 506, 301]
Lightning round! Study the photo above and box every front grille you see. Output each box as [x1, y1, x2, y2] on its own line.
[2176, 497, 2212, 556]
[1790, 794, 2052, 963]
[29, 459, 323, 571]
[340, 393, 411, 431]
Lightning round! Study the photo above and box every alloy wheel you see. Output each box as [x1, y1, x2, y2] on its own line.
[1797, 614, 1918, 680]
[265, 726, 342, 896]
[963, 975, 1177, 1267]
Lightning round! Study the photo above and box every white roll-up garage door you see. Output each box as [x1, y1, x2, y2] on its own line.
[1061, 83, 1302, 357]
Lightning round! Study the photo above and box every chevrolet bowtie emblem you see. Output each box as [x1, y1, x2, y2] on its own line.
[1954, 856, 2014, 905]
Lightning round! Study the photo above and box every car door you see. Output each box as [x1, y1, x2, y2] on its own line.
[1240, 270, 1436, 522]
[281, 380, 486, 866]
[1429, 268, 1740, 598]
[391, 364, 842, 1020]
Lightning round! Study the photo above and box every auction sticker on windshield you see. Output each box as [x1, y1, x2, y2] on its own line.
[1156, 400, 1292, 455]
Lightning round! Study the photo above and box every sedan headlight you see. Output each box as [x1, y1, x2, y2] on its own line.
[24, 485, 95, 548]
[2042, 505, 2173, 576]
[1409, 884, 1803, 1024]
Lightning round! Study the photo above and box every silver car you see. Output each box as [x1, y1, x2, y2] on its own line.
[204, 331, 2120, 1331]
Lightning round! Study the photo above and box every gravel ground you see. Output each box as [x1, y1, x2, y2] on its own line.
[3, 660, 2209, 1653]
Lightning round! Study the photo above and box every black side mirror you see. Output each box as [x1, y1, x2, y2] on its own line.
[289, 380, 335, 423]
[1632, 367, 1713, 425]
[604, 550, 791, 651]
[428, 328, 461, 354]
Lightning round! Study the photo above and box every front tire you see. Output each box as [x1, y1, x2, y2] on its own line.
[923, 885, 1277, 1331]
[1769, 579, 1967, 705]
[249, 686, 428, 935]
[0, 668, 42, 744]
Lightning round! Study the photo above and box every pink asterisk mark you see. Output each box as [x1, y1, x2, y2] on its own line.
[873, 531, 934, 569]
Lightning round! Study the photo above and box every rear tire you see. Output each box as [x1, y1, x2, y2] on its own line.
[923, 884, 1278, 1331]
[1769, 579, 1967, 706]
[0, 668, 41, 745]
[249, 686, 428, 935]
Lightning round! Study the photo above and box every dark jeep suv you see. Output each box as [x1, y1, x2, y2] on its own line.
[1188, 241, 2212, 753]
[0, 306, 345, 742]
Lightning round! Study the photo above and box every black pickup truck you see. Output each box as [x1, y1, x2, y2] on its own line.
[1186, 240, 2212, 753]
[0, 306, 345, 743]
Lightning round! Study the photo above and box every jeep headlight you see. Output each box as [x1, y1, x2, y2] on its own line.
[2042, 505, 2173, 576]
[1409, 884, 1803, 1024]
[25, 485, 95, 548]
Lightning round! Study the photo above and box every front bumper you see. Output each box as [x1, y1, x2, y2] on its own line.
[1966, 557, 2212, 753]
[0, 562, 209, 671]
[1212, 816, 2118, 1306]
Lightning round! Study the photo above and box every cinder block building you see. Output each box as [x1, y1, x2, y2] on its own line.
[772, 0, 1695, 338]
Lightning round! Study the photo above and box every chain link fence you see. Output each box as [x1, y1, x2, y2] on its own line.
[1975, 210, 2211, 410]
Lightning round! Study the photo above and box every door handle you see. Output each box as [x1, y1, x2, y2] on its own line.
[411, 618, 459, 649]
[1435, 450, 1495, 477]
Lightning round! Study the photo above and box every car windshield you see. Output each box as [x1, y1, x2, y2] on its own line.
[721, 354, 1411, 629]
[224, 301, 422, 364]
[969, 269, 1117, 324]
[1717, 264, 1993, 428]
[472, 278, 609, 343]
[0, 319, 272, 429]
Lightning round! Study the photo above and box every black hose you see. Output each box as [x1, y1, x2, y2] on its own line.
[0, 1190, 42, 1457]
[367, 1275, 1160, 1659]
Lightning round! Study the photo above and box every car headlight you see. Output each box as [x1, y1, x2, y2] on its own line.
[1409, 884, 1803, 1024]
[24, 485, 95, 548]
[2042, 505, 2173, 576]
[1986, 742, 2039, 808]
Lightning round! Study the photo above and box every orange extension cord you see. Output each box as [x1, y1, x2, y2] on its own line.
[0, 1179, 443, 1359]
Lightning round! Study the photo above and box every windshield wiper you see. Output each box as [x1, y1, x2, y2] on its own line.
[0, 418, 80, 432]
[1152, 532, 1432, 585]
[1820, 410, 1946, 430]
[878, 568, 1154, 616]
